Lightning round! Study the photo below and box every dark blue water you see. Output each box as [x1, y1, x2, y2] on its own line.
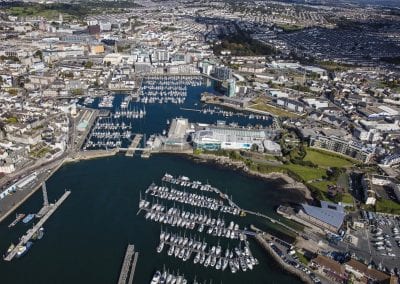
[0, 155, 304, 284]
[0, 81, 300, 283]
[84, 80, 272, 149]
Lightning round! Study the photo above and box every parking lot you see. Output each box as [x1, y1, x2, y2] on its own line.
[268, 237, 324, 284]
[339, 213, 400, 273]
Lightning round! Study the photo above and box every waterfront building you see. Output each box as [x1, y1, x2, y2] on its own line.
[300, 202, 345, 233]
[200, 61, 213, 75]
[192, 126, 277, 151]
[213, 66, 232, 80]
[309, 135, 374, 164]
[282, 201, 346, 233]
[227, 78, 236, 97]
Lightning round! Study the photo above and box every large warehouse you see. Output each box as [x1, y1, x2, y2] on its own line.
[191, 126, 279, 152]
[298, 201, 346, 233]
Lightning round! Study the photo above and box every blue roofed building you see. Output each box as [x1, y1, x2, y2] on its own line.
[297, 201, 346, 233]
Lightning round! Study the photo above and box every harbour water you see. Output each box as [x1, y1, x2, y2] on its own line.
[82, 78, 273, 150]
[0, 155, 305, 284]
[0, 79, 302, 283]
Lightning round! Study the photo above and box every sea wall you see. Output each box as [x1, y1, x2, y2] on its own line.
[253, 231, 313, 284]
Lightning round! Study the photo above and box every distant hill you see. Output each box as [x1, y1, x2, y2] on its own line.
[266, 0, 400, 9]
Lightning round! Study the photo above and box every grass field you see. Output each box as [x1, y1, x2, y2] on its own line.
[248, 159, 326, 182]
[249, 102, 301, 118]
[7, 7, 62, 19]
[316, 61, 355, 72]
[283, 163, 326, 181]
[304, 148, 354, 168]
[310, 180, 353, 204]
[201, 149, 356, 205]
[341, 193, 354, 204]
[376, 199, 400, 215]
[310, 181, 334, 192]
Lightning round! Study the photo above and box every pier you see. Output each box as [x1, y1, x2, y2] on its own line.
[118, 244, 138, 284]
[125, 134, 143, 157]
[36, 182, 50, 218]
[4, 190, 71, 261]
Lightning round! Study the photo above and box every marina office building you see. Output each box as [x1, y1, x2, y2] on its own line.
[278, 201, 346, 234]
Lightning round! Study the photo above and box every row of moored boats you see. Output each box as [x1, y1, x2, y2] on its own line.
[157, 230, 258, 273]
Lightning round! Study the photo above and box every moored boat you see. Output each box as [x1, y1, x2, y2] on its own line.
[22, 214, 35, 224]
[16, 241, 33, 258]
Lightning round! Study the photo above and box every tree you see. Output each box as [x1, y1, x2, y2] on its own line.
[8, 89, 18, 96]
[251, 144, 259, 152]
[84, 61, 93, 68]
[34, 50, 43, 60]
[71, 88, 83, 96]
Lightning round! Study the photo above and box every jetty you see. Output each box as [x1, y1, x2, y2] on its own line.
[125, 134, 143, 157]
[118, 244, 138, 284]
[4, 190, 71, 261]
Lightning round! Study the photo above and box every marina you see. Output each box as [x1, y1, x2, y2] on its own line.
[0, 154, 302, 284]
[156, 229, 259, 273]
[79, 78, 273, 153]
[3, 190, 71, 261]
[144, 184, 240, 215]
[139, 202, 246, 240]
[138, 173, 262, 281]
[84, 116, 134, 150]
[139, 76, 204, 105]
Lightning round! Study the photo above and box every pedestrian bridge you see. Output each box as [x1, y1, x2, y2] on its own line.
[118, 148, 147, 152]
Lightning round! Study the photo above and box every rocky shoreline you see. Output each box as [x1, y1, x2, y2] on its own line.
[188, 153, 313, 201]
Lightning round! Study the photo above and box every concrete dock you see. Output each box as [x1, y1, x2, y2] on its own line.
[128, 251, 139, 284]
[4, 190, 71, 261]
[118, 244, 138, 284]
[125, 134, 143, 157]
